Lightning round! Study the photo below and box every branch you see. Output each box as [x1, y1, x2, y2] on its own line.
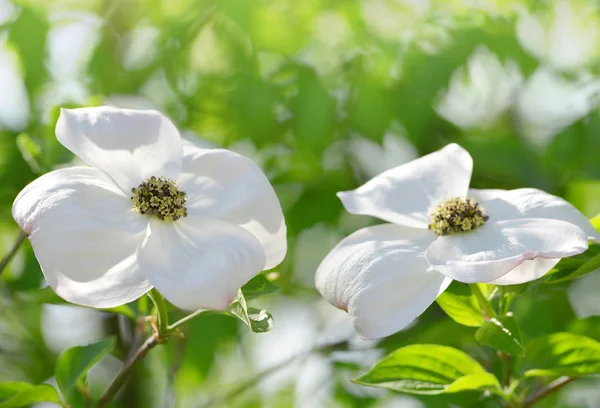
[0, 232, 26, 277]
[96, 335, 159, 408]
[198, 338, 351, 407]
[523, 376, 576, 408]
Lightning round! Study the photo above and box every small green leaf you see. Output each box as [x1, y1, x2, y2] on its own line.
[546, 243, 600, 283]
[521, 333, 600, 378]
[227, 290, 274, 333]
[475, 316, 524, 356]
[55, 338, 116, 402]
[0, 382, 61, 408]
[436, 281, 484, 327]
[247, 307, 275, 332]
[242, 274, 280, 300]
[354, 344, 501, 395]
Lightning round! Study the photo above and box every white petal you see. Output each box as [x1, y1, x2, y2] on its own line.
[470, 188, 600, 241]
[426, 218, 588, 283]
[338, 143, 472, 229]
[137, 216, 266, 311]
[516, 12, 547, 62]
[487, 258, 560, 285]
[177, 145, 286, 269]
[56, 107, 183, 194]
[315, 224, 449, 339]
[12, 167, 151, 308]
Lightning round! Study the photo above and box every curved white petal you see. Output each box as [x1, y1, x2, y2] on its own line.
[137, 216, 266, 311]
[56, 107, 183, 194]
[487, 258, 560, 285]
[426, 219, 588, 283]
[516, 12, 546, 62]
[177, 145, 286, 269]
[470, 188, 600, 241]
[315, 224, 449, 339]
[12, 167, 151, 307]
[338, 144, 472, 229]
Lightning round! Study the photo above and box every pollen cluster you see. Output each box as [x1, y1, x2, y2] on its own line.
[428, 197, 489, 236]
[131, 176, 187, 222]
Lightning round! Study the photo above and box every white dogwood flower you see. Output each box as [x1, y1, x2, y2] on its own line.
[516, 1, 600, 72]
[316, 144, 598, 339]
[435, 46, 522, 130]
[13, 107, 287, 311]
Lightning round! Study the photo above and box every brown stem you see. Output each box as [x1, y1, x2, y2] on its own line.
[95, 335, 159, 408]
[523, 376, 576, 408]
[0, 232, 26, 277]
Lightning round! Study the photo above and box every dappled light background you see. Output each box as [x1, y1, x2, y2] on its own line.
[1, 0, 600, 407]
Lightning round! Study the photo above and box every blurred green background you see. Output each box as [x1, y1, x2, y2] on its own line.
[1, 0, 600, 407]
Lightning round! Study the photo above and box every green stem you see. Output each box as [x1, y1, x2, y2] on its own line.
[168, 309, 211, 331]
[0, 232, 26, 277]
[148, 289, 169, 337]
[470, 284, 496, 319]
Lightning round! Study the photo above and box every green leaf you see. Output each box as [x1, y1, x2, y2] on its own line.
[242, 274, 280, 300]
[16, 287, 136, 319]
[545, 243, 600, 283]
[15, 133, 42, 174]
[436, 281, 484, 327]
[522, 333, 600, 377]
[55, 338, 116, 402]
[354, 344, 502, 395]
[475, 316, 524, 356]
[227, 290, 274, 333]
[0, 382, 61, 408]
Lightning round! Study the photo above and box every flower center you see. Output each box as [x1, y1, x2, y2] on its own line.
[428, 196, 489, 236]
[131, 176, 187, 222]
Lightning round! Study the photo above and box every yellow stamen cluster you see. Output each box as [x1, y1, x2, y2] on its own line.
[428, 197, 489, 236]
[131, 176, 187, 222]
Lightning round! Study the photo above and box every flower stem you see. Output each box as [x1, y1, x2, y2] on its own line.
[148, 289, 169, 337]
[523, 376, 576, 408]
[0, 232, 26, 277]
[95, 335, 159, 408]
[168, 309, 211, 331]
[470, 284, 496, 319]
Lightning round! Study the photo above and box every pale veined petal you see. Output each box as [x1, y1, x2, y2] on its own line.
[177, 145, 286, 269]
[12, 167, 151, 308]
[426, 218, 588, 283]
[137, 216, 267, 311]
[337, 143, 472, 229]
[470, 188, 600, 241]
[56, 107, 182, 194]
[487, 258, 560, 285]
[315, 224, 449, 339]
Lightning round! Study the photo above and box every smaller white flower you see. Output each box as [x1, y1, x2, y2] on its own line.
[516, 1, 600, 72]
[13, 107, 287, 311]
[348, 131, 418, 179]
[567, 269, 600, 319]
[516, 68, 600, 149]
[316, 144, 598, 339]
[435, 46, 522, 130]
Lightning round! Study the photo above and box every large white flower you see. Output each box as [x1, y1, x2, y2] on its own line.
[516, 1, 600, 72]
[315, 144, 598, 339]
[435, 46, 523, 130]
[12, 107, 287, 311]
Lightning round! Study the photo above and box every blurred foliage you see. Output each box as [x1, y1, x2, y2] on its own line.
[1, 0, 600, 407]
